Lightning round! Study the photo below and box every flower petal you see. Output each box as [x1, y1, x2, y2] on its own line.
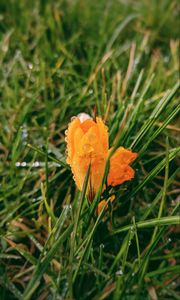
[107, 147, 137, 186]
[66, 117, 108, 194]
[66, 118, 81, 163]
[80, 119, 96, 133]
[96, 117, 109, 152]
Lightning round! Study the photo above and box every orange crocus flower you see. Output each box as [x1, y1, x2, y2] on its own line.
[65, 113, 137, 209]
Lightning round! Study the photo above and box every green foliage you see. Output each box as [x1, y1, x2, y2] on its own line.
[0, 0, 179, 299]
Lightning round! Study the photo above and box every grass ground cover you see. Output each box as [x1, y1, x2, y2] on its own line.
[0, 0, 179, 299]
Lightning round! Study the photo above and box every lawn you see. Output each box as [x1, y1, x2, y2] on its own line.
[0, 0, 179, 299]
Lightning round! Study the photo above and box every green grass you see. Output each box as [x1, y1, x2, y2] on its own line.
[0, 0, 179, 299]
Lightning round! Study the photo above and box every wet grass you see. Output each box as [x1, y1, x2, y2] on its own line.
[0, 0, 179, 299]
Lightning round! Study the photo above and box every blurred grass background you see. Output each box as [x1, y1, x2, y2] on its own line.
[0, 0, 179, 299]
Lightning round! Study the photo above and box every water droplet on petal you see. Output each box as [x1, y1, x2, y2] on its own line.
[83, 144, 94, 153]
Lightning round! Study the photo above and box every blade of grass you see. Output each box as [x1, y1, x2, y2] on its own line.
[137, 139, 170, 289]
[41, 182, 56, 224]
[139, 103, 180, 155]
[23, 206, 72, 300]
[146, 265, 180, 278]
[127, 147, 179, 200]
[27, 144, 69, 169]
[130, 82, 179, 149]
[142, 168, 179, 220]
[151, 138, 169, 242]
[105, 14, 138, 52]
[68, 165, 91, 297]
[111, 215, 179, 235]
[73, 199, 110, 283]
